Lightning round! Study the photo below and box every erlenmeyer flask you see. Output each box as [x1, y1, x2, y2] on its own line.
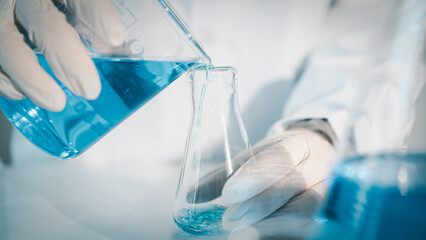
[0, 0, 209, 159]
[173, 67, 252, 235]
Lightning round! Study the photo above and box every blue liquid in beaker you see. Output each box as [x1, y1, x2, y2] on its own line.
[318, 153, 426, 240]
[174, 205, 227, 236]
[0, 54, 195, 158]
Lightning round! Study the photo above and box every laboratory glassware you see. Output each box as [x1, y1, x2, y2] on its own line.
[312, 1, 426, 239]
[0, 0, 210, 159]
[314, 153, 426, 240]
[173, 66, 253, 236]
[314, 87, 426, 240]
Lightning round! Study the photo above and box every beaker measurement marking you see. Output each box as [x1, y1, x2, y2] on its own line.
[111, 0, 138, 29]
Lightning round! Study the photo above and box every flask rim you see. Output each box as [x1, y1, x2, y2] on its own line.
[188, 66, 238, 83]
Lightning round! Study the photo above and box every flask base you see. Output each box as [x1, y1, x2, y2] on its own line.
[174, 205, 228, 236]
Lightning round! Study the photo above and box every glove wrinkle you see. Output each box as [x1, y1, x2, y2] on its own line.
[220, 129, 336, 232]
[0, 69, 25, 99]
[0, 0, 67, 111]
[223, 169, 307, 230]
[0, 0, 124, 110]
[229, 183, 327, 240]
[221, 144, 295, 203]
[15, 0, 102, 101]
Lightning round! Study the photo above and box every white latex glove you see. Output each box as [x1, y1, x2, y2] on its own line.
[221, 129, 336, 231]
[0, 0, 125, 111]
[227, 182, 327, 240]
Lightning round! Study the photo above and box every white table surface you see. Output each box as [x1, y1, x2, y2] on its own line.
[0, 130, 229, 240]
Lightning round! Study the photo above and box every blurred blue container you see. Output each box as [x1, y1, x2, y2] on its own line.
[315, 153, 426, 240]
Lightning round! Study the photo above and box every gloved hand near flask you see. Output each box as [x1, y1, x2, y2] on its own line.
[0, 0, 124, 112]
[221, 120, 336, 234]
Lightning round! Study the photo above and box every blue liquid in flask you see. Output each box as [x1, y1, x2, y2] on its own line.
[317, 153, 426, 240]
[174, 205, 227, 236]
[0, 54, 196, 159]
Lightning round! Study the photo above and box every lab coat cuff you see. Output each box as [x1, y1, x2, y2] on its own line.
[268, 118, 337, 145]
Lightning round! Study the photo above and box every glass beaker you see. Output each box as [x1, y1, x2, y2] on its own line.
[314, 86, 426, 240]
[0, 0, 209, 159]
[315, 153, 426, 240]
[173, 67, 252, 236]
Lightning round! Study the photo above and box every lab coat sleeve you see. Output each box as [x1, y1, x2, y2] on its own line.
[269, 0, 426, 153]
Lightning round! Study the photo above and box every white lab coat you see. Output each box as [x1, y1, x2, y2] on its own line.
[10, 0, 425, 166]
[270, 0, 426, 154]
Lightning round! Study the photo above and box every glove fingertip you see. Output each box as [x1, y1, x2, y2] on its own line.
[0, 90, 26, 101]
[8, 91, 26, 100]
[78, 67, 101, 100]
[29, 74, 66, 112]
[48, 95, 67, 112]
[100, 1, 125, 47]
[31, 88, 66, 112]
[221, 184, 244, 203]
[53, 51, 101, 101]
[105, 21, 125, 47]
[87, 1, 125, 47]
[0, 81, 26, 100]
[222, 175, 266, 203]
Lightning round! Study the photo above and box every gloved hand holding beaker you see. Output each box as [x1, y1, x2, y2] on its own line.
[0, 0, 124, 111]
